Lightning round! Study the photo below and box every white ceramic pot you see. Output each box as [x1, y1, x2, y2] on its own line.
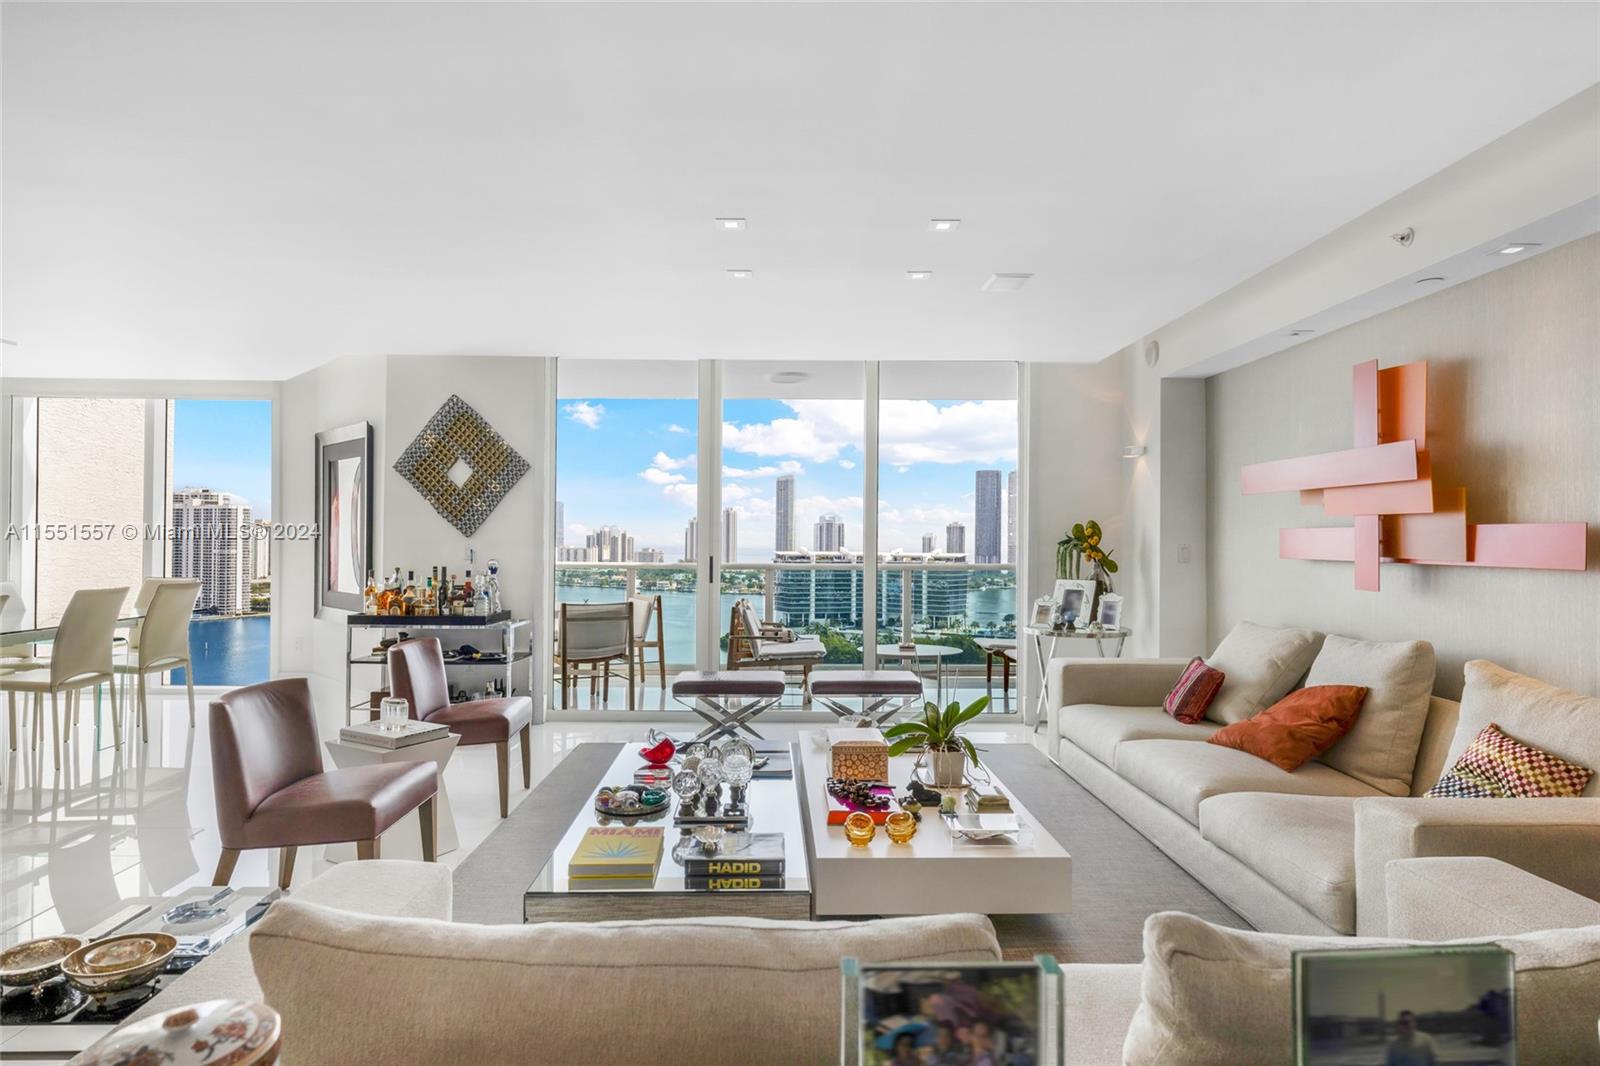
[929, 749, 967, 787]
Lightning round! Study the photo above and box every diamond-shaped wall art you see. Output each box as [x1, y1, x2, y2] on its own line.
[393, 394, 530, 537]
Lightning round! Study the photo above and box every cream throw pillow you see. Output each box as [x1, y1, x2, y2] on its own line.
[1204, 621, 1323, 725]
[1310, 635, 1436, 795]
[1123, 911, 1600, 1066]
[251, 900, 1001, 1066]
[1444, 660, 1600, 797]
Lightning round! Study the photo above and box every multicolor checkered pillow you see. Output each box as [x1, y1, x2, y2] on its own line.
[1426, 722, 1595, 799]
[1164, 657, 1226, 725]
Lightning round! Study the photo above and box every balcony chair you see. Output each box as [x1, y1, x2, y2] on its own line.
[210, 677, 438, 890]
[726, 599, 825, 703]
[629, 594, 667, 693]
[115, 579, 201, 736]
[1, 586, 128, 766]
[389, 637, 534, 818]
[555, 602, 636, 711]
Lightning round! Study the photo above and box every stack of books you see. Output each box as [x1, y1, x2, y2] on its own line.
[965, 787, 1013, 814]
[683, 833, 785, 891]
[339, 720, 450, 749]
[567, 827, 665, 887]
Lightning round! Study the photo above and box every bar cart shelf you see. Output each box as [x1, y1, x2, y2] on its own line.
[344, 613, 533, 725]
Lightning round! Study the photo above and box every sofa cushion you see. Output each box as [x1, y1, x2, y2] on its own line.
[1426, 722, 1594, 799]
[1207, 685, 1367, 772]
[1123, 910, 1600, 1066]
[1203, 621, 1322, 725]
[1163, 657, 1225, 724]
[1308, 634, 1436, 796]
[1445, 660, 1600, 797]
[251, 900, 1000, 1066]
[1060, 704, 1220, 769]
[1198, 794, 1358, 934]
[1115, 739, 1383, 825]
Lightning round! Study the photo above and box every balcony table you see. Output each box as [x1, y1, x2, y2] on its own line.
[873, 643, 960, 706]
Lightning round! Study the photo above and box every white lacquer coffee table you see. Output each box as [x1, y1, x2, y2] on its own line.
[796, 731, 1072, 917]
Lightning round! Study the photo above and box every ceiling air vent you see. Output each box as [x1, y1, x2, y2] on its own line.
[981, 273, 1033, 293]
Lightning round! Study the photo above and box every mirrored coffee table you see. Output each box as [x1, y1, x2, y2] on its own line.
[524, 744, 812, 922]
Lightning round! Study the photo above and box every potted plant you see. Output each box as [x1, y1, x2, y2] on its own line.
[1056, 519, 1119, 610]
[884, 695, 989, 786]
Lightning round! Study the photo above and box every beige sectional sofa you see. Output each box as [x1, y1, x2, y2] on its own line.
[1046, 625, 1600, 937]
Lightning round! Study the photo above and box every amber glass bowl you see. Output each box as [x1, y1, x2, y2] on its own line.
[884, 811, 917, 845]
[843, 811, 876, 847]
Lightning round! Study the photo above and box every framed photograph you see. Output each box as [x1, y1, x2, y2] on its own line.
[1030, 597, 1055, 627]
[315, 422, 373, 615]
[1051, 578, 1097, 629]
[1293, 945, 1515, 1066]
[850, 961, 1053, 1066]
[1096, 592, 1124, 630]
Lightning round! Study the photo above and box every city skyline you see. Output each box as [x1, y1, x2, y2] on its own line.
[555, 396, 1017, 562]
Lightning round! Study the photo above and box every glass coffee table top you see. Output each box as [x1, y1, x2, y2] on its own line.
[525, 743, 811, 902]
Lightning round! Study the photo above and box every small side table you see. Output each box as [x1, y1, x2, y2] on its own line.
[874, 643, 960, 705]
[322, 732, 461, 861]
[1025, 624, 1132, 732]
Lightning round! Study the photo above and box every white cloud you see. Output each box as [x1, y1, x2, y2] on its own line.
[723, 459, 804, 479]
[722, 398, 1016, 467]
[837, 459, 856, 470]
[651, 451, 695, 472]
[564, 401, 605, 429]
[639, 467, 686, 486]
[666, 423, 690, 434]
[662, 483, 698, 508]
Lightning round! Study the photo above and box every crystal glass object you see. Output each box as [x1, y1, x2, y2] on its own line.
[843, 811, 876, 847]
[672, 770, 702, 806]
[721, 751, 754, 790]
[885, 811, 917, 845]
[379, 697, 409, 732]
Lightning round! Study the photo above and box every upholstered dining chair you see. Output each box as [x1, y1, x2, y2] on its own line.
[1, 586, 127, 766]
[388, 637, 534, 818]
[115, 579, 201, 735]
[556, 602, 635, 711]
[210, 677, 438, 889]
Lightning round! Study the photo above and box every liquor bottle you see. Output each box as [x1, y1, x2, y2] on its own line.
[401, 571, 418, 615]
[462, 570, 475, 608]
[363, 571, 378, 614]
[430, 567, 441, 612]
[385, 566, 403, 614]
[448, 573, 462, 614]
[422, 576, 434, 614]
[474, 584, 490, 616]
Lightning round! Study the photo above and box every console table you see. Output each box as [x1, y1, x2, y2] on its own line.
[1024, 623, 1132, 732]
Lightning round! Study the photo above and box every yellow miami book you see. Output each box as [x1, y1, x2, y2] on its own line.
[568, 826, 665, 880]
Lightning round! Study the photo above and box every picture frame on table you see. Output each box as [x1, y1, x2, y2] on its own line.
[1030, 598, 1055, 628]
[1051, 579, 1097, 629]
[1096, 593, 1124, 630]
[314, 421, 374, 616]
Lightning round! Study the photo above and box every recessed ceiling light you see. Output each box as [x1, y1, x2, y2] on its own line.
[1494, 243, 1539, 255]
[929, 219, 961, 232]
[770, 371, 809, 385]
[716, 218, 747, 231]
[1288, 329, 1316, 337]
[1416, 276, 1447, 285]
[906, 270, 933, 280]
[727, 269, 753, 279]
[981, 273, 1033, 293]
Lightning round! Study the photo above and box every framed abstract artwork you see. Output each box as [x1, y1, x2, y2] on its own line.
[315, 421, 373, 615]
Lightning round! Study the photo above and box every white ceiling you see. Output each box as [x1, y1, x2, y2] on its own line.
[3, 2, 1597, 381]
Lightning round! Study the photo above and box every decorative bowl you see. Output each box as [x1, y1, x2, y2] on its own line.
[75, 998, 281, 1066]
[885, 811, 918, 845]
[0, 936, 84, 989]
[61, 933, 178, 997]
[639, 737, 676, 766]
[843, 811, 876, 847]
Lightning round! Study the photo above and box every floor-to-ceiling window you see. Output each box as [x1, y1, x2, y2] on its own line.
[878, 362, 1020, 709]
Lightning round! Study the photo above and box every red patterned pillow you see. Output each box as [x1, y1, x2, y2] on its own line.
[1426, 722, 1595, 799]
[1164, 657, 1225, 725]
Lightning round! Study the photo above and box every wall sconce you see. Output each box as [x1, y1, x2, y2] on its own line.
[1121, 446, 1147, 459]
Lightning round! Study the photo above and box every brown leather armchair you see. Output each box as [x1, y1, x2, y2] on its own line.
[388, 637, 533, 818]
[210, 678, 438, 889]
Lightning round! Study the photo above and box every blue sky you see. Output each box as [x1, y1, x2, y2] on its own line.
[557, 397, 1016, 562]
[172, 399, 273, 519]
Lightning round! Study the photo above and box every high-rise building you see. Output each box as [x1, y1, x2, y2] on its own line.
[1006, 470, 1017, 565]
[774, 550, 864, 625]
[683, 517, 698, 562]
[774, 474, 795, 552]
[878, 551, 969, 626]
[921, 533, 937, 554]
[974, 469, 1002, 564]
[813, 513, 845, 551]
[585, 525, 634, 562]
[171, 487, 253, 614]
[556, 546, 590, 562]
[251, 518, 272, 580]
[945, 521, 966, 557]
[555, 500, 565, 547]
[636, 547, 664, 563]
[722, 507, 739, 563]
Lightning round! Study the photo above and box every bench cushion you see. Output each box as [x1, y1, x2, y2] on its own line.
[671, 670, 787, 697]
[1060, 704, 1219, 769]
[1199, 794, 1358, 934]
[810, 670, 922, 697]
[752, 636, 826, 661]
[1115, 739, 1383, 826]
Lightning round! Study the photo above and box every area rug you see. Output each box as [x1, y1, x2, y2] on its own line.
[452, 740, 1244, 962]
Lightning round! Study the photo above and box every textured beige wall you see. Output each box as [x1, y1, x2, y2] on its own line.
[1207, 234, 1600, 699]
[35, 397, 146, 624]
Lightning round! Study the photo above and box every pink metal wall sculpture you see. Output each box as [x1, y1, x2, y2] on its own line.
[1242, 358, 1588, 591]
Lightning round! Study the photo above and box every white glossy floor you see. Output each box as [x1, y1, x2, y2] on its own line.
[0, 688, 1034, 949]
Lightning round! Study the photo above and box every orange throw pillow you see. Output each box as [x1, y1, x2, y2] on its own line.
[1207, 685, 1369, 772]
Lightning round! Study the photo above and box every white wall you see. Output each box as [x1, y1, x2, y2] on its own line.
[1207, 235, 1600, 699]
